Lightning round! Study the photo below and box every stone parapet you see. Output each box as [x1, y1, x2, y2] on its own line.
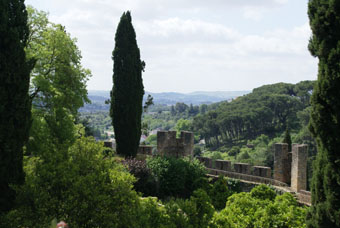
[207, 168, 288, 187]
[253, 166, 271, 178]
[104, 141, 114, 149]
[138, 145, 153, 155]
[234, 162, 251, 174]
[215, 160, 231, 171]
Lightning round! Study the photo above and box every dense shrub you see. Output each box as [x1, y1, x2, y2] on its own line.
[2, 137, 141, 228]
[209, 176, 233, 210]
[146, 156, 207, 199]
[211, 185, 307, 228]
[123, 158, 157, 196]
[134, 189, 214, 228]
[137, 198, 170, 228]
[250, 184, 276, 201]
[165, 189, 215, 228]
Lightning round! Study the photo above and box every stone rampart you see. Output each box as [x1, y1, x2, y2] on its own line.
[234, 163, 251, 174]
[197, 157, 272, 179]
[215, 159, 231, 171]
[291, 144, 308, 192]
[207, 168, 288, 187]
[104, 141, 114, 149]
[138, 145, 153, 156]
[196, 143, 310, 205]
[253, 166, 271, 178]
[274, 143, 291, 184]
[157, 131, 194, 158]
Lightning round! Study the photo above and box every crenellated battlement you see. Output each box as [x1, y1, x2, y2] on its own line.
[197, 143, 310, 205]
[157, 131, 194, 158]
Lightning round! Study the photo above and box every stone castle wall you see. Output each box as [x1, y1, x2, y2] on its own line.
[157, 131, 194, 158]
[273, 143, 291, 184]
[291, 144, 308, 192]
[138, 145, 153, 156]
[197, 156, 273, 179]
[198, 143, 309, 195]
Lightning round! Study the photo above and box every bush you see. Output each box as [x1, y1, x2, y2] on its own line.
[250, 184, 276, 201]
[123, 158, 157, 196]
[211, 185, 307, 228]
[228, 146, 240, 156]
[145, 134, 157, 146]
[193, 146, 202, 157]
[146, 156, 207, 199]
[3, 137, 140, 228]
[209, 176, 233, 210]
[137, 198, 170, 228]
[167, 189, 215, 228]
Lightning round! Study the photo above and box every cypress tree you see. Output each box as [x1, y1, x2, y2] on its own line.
[282, 127, 292, 152]
[110, 11, 144, 157]
[306, 1, 340, 227]
[0, 0, 33, 213]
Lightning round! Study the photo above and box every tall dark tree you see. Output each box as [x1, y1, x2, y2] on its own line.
[282, 127, 292, 152]
[306, 1, 340, 227]
[110, 11, 144, 157]
[0, 0, 33, 213]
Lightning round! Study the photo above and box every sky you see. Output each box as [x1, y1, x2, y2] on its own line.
[25, 0, 318, 93]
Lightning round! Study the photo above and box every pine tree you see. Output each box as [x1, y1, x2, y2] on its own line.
[110, 11, 144, 157]
[0, 0, 33, 213]
[306, 1, 340, 227]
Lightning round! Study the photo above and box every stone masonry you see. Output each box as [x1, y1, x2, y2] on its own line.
[197, 143, 310, 205]
[274, 143, 291, 184]
[234, 163, 251, 174]
[138, 145, 153, 156]
[157, 131, 194, 158]
[291, 144, 308, 192]
[253, 166, 271, 178]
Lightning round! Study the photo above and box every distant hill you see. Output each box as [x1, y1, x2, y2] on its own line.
[86, 90, 249, 106]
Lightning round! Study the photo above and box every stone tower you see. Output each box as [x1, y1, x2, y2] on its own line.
[274, 143, 291, 184]
[291, 144, 308, 192]
[157, 131, 194, 158]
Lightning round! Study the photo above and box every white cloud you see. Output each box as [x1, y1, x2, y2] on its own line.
[243, 6, 267, 21]
[25, 0, 316, 93]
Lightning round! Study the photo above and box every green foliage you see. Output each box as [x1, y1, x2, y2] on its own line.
[79, 111, 113, 140]
[110, 11, 144, 157]
[25, 7, 91, 156]
[193, 146, 202, 157]
[250, 184, 276, 201]
[209, 176, 233, 210]
[237, 148, 252, 162]
[192, 81, 314, 149]
[123, 158, 157, 196]
[283, 127, 292, 152]
[228, 146, 240, 156]
[211, 185, 307, 228]
[26, 6, 90, 116]
[143, 94, 154, 113]
[137, 198, 170, 228]
[175, 118, 192, 135]
[0, 0, 33, 213]
[146, 156, 207, 199]
[202, 135, 283, 168]
[179, 189, 215, 228]
[136, 189, 214, 228]
[307, 1, 340, 227]
[145, 134, 157, 146]
[2, 137, 141, 227]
